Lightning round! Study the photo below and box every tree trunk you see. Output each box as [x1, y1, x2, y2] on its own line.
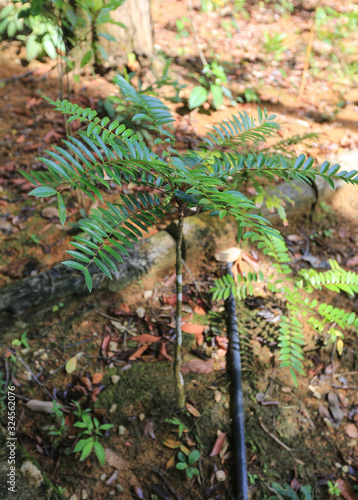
[103, 0, 154, 62]
[174, 202, 186, 410]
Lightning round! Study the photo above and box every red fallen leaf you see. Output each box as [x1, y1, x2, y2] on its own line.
[188, 300, 206, 316]
[159, 342, 173, 361]
[210, 432, 227, 457]
[91, 387, 101, 402]
[181, 358, 214, 375]
[163, 294, 190, 305]
[335, 479, 357, 500]
[163, 294, 177, 306]
[347, 255, 358, 267]
[182, 323, 205, 335]
[163, 272, 176, 287]
[132, 334, 161, 343]
[195, 331, 204, 346]
[92, 373, 103, 384]
[129, 344, 149, 361]
[16, 134, 26, 144]
[101, 334, 111, 356]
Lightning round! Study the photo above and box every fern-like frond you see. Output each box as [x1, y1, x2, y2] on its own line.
[277, 310, 305, 385]
[298, 259, 358, 297]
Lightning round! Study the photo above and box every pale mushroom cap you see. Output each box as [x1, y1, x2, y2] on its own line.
[215, 247, 242, 263]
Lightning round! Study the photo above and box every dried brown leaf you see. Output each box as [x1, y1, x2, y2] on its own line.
[181, 358, 215, 375]
[132, 334, 161, 343]
[92, 372, 103, 384]
[210, 433, 227, 457]
[181, 323, 205, 335]
[186, 402, 200, 417]
[162, 439, 180, 449]
[335, 479, 357, 500]
[166, 455, 175, 469]
[129, 344, 149, 361]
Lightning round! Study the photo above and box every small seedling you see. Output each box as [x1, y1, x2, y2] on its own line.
[176, 450, 200, 479]
[165, 417, 189, 438]
[189, 60, 236, 109]
[262, 31, 287, 60]
[72, 402, 113, 464]
[44, 400, 68, 448]
[12, 331, 29, 349]
[327, 481, 341, 497]
[52, 302, 64, 312]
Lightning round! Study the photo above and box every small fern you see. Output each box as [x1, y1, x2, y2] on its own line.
[23, 74, 358, 399]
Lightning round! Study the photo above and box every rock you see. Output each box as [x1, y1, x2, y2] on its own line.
[69, 495, 79, 500]
[216, 470, 227, 482]
[111, 375, 120, 384]
[118, 425, 127, 435]
[116, 484, 124, 493]
[327, 391, 344, 425]
[0, 218, 14, 236]
[20, 460, 43, 488]
[109, 404, 117, 413]
[136, 307, 145, 318]
[143, 290, 153, 299]
[100, 474, 107, 481]
[41, 206, 59, 220]
[82, 491, 88, 500]
[345, 424, 358, 439]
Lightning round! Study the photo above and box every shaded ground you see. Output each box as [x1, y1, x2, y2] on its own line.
[1, 0, 358, 499]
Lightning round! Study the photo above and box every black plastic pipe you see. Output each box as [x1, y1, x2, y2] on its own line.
[225, 263, 249, 500]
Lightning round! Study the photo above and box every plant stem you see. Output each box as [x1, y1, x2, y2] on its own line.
[174, 201, 185, 410]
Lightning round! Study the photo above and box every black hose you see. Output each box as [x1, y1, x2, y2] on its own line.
[225, 263, 249, 500]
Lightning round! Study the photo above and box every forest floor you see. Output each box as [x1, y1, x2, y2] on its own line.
[1, 0, 358, 499]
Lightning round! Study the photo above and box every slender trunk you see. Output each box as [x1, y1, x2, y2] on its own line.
[174, 202, 185, 410]
[91, 21, 101, 73]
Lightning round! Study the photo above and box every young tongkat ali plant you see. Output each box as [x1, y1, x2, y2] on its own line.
[22, 75, 358, 405]
[72, 402, 113, 465]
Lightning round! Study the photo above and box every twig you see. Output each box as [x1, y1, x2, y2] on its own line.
[146, 464, 183, 500]
[0, 70, 33, 84]
[62, 338, 94, 349]
[298, 0, 322, 99]
[264, 482, 284, 500]
[258, 417, 292, 452]
[82, 355, 126, 364]
[95, 309, 135, 321]
[269, 376, 316, 430]
[332, 384, 358, 391]
[187, 0, 208, 67]
[0, 344, 54, 400]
